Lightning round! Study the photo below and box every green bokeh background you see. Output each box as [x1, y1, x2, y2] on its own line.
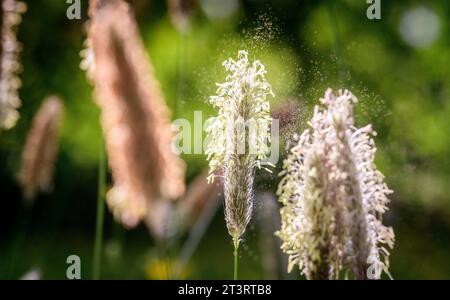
[1, 0, 449, 279]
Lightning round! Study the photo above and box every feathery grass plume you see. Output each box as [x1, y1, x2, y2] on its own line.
[0, 0, 26, 130]
[277, 88, 394, 280]
[277, 130, 341, 279]
[18, 96, 63, 201]
[86, 0, 186, 230]
[321, 89, 395, 279]
[205, 50, 274, 247]
[167, 0, 196, 33]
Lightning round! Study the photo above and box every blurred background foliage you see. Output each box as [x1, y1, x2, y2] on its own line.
[1, 0, 449, 279]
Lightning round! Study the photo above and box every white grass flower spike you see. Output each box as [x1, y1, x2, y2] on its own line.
[277, 88, 395, 280]
[205, 50, 274, 272]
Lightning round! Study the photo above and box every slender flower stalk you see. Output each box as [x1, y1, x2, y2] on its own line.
[92, 132, 106, 280]
[18, 96, 63, 201]
[206, 50, 274, 278]
[85, 0, 186, 231]
[277, 88, 394, 280]
[0, 0, 26, 130]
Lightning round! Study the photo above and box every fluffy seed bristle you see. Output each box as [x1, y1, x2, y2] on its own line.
[18, 96, 63, 201]
[86, 0, 186, 229]
[206, 50, 274, 243]
[277, 88, 394, 280]
[0, 0, 26, 130]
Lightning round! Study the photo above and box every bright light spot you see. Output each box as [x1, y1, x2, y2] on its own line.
[399, 6, 440, 49]
[200, 0, 239, 20]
